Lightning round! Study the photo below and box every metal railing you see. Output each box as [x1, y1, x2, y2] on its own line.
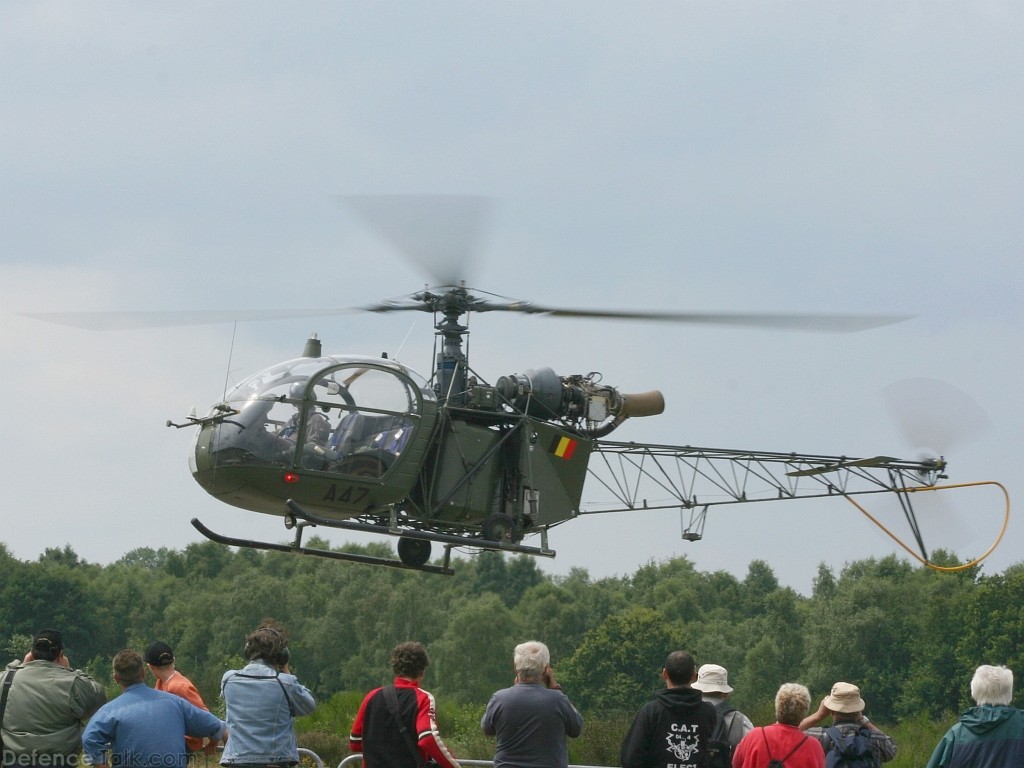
[329, 753, 611, 768]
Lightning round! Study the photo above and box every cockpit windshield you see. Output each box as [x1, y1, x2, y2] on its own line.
[202, 355, 431, 477]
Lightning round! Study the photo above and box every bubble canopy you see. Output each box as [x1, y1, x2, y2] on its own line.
[224, 354, 432, 413]
[191, 355, 436, 511]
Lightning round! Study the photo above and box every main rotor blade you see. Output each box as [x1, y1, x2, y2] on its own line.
[510, 305, 912, 332]
[21, 308, 357, 330]
[22, 301, 909, 334]
[21, 283, 910, 334]
[350, 289, 911, 332]
[340, 194, 492, 287]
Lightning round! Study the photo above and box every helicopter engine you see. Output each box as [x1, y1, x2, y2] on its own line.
[495, 367, 664, 437]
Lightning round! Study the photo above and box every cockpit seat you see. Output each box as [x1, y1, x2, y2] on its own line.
[328, 412, 412, 459]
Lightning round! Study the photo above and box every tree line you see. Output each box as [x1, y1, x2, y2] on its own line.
[1, 538, 1020, 726]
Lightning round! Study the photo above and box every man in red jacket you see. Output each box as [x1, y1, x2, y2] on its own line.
[349, 642, 460, 768]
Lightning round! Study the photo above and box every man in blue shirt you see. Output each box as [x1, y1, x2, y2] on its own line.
[481, 640, 583, 768]
[82, 650, 227, 768]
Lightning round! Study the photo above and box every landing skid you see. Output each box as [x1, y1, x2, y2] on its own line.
[190, 517, 456, 575]
[191, 498, 557, 575]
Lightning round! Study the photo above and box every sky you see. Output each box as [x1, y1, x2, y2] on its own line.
[1, 2, 1021, 595]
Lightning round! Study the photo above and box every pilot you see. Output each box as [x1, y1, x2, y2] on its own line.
[275, 383, 331, 464]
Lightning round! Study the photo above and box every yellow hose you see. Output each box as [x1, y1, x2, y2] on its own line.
[843, 481, 1010, 572]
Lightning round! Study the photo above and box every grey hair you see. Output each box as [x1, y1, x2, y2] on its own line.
[514, 641, 550, 681]
[971, 665, 1014, 706]
[775, 683, 812, 726]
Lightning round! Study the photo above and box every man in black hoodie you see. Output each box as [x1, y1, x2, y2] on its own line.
[620, 651, 718, 768]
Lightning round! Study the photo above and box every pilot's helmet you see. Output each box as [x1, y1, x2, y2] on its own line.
[289, 381, 306, 400]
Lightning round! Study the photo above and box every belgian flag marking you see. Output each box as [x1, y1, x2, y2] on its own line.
[550, 435, 578, 460]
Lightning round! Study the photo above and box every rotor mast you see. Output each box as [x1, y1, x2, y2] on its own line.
[421, 284, 472, 405]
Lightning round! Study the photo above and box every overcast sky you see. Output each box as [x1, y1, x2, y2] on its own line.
[2, 2, 1021, 594]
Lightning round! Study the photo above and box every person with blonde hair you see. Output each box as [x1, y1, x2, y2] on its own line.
[925, 664, 1024, 767]
[733, 683, 825, 768]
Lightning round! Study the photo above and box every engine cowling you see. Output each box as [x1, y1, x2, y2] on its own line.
[495, 367, 664, 437]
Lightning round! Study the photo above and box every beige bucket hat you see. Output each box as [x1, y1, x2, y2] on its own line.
[692, 663, 733, 694]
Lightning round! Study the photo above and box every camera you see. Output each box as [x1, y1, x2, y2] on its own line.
[275, 646, 290, 668]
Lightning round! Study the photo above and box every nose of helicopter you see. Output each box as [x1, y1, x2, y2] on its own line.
[191, 428, 294, 515]
[191, 424, 248, 496]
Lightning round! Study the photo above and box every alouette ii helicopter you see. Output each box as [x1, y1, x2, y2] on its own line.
[29, 197, 1010, 575]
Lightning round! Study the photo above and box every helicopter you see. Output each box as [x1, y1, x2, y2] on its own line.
[28, 197, 1010, 575]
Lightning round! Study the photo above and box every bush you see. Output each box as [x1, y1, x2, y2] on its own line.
[885, 711, 951, 768]
[298, 731, 346, 768]
[296, 690, 366, 737]
[290, 692, 956, 767]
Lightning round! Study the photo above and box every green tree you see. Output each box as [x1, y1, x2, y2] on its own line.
[117, 546, 175, 570]
[811, 563, 837, 600]
[38, 545, 83, 567]
[955, 564, 1024, 708]
[803, 556, 919, 720]
[0, 556, 105, 663]
[431, 594, 520, 704]
[741, 560, 781, 617]
[560, 606, 687, 713]
[896, 559, 977, 718]
[1, 524, 1022, 734]
[505, 555, 545, 606]
[473, 551, 508, 601]
[515, 580, 591, 665]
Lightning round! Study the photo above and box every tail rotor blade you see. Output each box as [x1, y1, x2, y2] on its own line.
[882, 377, 993, 455]
[881, 378, 993, 552]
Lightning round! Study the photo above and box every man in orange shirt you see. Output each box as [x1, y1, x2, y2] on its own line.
[145, 641, 218, 758]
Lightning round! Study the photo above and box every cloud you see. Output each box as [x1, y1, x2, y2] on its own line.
[1, 2, 1020, 593]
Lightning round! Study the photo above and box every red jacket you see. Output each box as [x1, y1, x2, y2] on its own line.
[733, 724, 825, 768]
[349, 677, 459, 768]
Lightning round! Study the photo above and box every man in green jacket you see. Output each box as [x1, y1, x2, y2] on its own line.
[1, 629, 107, 768]
[925, 664, 1024, 768]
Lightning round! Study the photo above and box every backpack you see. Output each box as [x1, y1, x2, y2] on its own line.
[824, 726, 876, 768]
[705, 700, 735, 768]
[761, 727, 808, 768]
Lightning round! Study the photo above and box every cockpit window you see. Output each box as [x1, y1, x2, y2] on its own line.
[312, 367, 419, 414]
[206, 357, 426, 478]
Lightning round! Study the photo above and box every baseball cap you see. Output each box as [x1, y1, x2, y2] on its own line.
[144, 641, 175, 667]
